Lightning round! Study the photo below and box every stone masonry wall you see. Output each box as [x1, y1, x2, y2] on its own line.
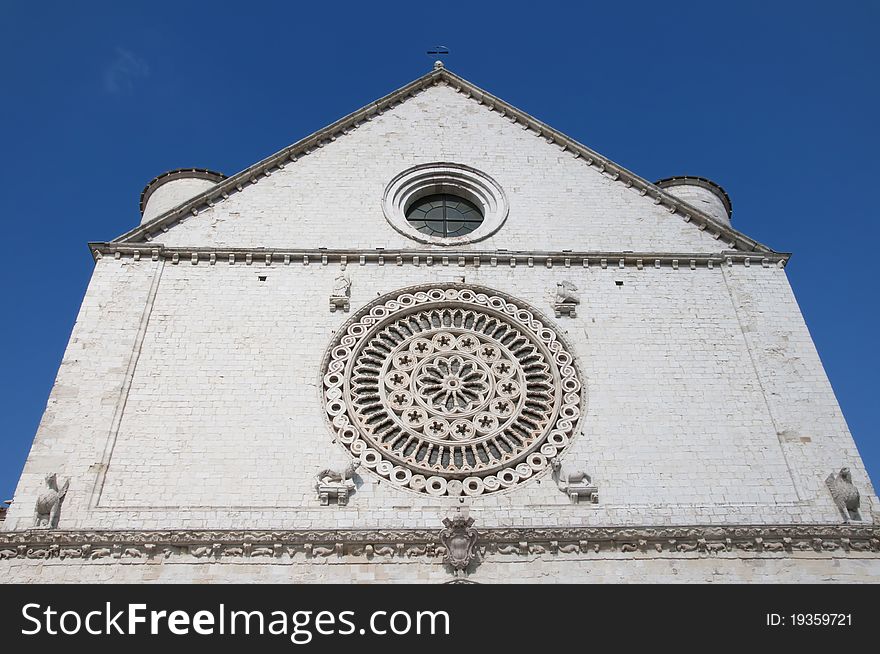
[4, 257, 874, 535]
[5, 552, 880, 584]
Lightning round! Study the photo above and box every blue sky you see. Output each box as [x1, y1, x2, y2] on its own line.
[1, 1, 877, 502]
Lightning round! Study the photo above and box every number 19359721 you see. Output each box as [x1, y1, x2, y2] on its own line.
[766, 614, 852, 627]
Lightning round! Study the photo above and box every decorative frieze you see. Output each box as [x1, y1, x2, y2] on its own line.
[1, 525, 877, 564]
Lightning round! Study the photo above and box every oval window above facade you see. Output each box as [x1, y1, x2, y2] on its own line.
[382, 163, 509, 245]
[405, 193, 484, 238]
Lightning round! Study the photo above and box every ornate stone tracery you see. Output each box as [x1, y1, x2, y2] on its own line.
[321, 284, 583, 497]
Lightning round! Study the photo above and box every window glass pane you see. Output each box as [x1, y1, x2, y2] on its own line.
[445, 219, 465, 233]
[405, 194, 483, 237]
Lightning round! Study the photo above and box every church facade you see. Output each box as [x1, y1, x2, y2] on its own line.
[2, 64, 878, 582]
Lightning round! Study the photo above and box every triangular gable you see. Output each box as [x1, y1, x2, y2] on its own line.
[112, 64, 773, 254]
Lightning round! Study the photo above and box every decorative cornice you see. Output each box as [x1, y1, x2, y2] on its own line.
[88, 244, 790, 270]
[2, 525, 876, 563]
[110, 67, 774, 255]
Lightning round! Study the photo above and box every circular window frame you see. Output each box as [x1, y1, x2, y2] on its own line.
[318, 282, 587, 499]
[382, 163, 509, 246]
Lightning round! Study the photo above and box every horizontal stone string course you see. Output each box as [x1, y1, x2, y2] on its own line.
[1, 525, 877, 562]
[89, 245, 789, 269]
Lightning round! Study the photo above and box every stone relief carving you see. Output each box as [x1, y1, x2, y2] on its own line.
[315, 461, 359, 506]
[321, 284, 584, 497]
[34, 473, 70, 528]
[0, 525, 876, 563]
[439, 510, 479, 574]
[550, 457, 598, 504]
[553, 280, 580, 318]
[826, 467, 861, 522]
[329, 270, 351, 313]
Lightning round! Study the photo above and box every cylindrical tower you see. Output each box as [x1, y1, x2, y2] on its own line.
[139, 168, 226, 224]
[655, 176, 732, 227]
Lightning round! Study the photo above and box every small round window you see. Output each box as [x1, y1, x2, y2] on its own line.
[383, 163, 508, 245]
[405, 194, 484, 238]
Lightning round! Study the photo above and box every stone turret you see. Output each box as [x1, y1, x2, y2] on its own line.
[655, 176, 732, 227]
[139, 168, 225, 224]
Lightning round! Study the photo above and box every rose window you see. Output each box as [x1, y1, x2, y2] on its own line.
[321, 284, 583, 497]
[412, 353, 492, 414]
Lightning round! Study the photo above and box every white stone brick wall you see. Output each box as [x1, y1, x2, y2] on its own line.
[3, 259, 160, 532]
[4, 552, 879, 584]
[725, 266, 876, 511]
[5, 258, 874, 534]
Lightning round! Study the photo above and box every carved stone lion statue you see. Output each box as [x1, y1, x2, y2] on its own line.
[550, 457, 597, 504]
[315, 461, 360, 506]
[555, 280, 580, 305]
[315, 460, 359, 488]
[35, 473, 70, 528]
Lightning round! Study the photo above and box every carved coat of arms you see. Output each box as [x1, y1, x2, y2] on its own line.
[439, 514, 478, 572]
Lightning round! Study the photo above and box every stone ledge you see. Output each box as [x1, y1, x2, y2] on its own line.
[87, 244, 790, 270]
